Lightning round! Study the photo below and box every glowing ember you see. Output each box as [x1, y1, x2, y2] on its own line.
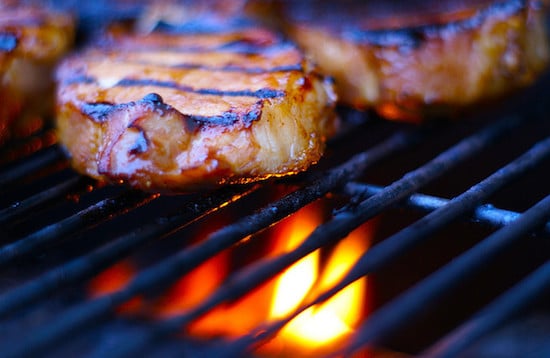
[88, 260, 142, 314]
[89, 261, 135, 295]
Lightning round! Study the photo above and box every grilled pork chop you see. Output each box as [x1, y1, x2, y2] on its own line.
[56, 22, 337, 192]
[0, 4, 74, 143]
[271, 0, 549, 121]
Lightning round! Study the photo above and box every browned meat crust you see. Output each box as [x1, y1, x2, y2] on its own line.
[55, 23, 337, 192]
[274, 0, 549, 121]
[0, 4, 74, 143]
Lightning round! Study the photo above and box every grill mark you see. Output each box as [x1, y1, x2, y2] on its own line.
[188, 100, 264, 127]
[80, 101, 117, 122]
[216, 39, 292, 55]
[84, 56, 303, 74]
[80, 93, 172, 123]
[118, 78, 285, 98]
[153, 17, 255, 34]
[163, 62, 303, 74]
[70, 76, 285, 99]
[187, 112, 238, 126]
[337, 0, 526, 48]
[100, 39, 297, 56]
[0, 32, 17, 52]
[80, 93, 265, 127]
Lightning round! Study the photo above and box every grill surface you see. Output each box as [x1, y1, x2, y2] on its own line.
[2, 90, 550, 357]
[2, 4, 550, 357]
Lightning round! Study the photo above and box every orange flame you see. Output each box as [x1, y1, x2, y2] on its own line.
[154, 215, 274, 338]
[156, 249, 274, 337]
[266, 203, 370, 355]
[89, 202, 373, 356]
[269, 203, 322, 319]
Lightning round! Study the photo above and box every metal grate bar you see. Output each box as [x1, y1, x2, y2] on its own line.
[343, 182, 550, 235]
[1, 130, 419, 358]
[103, 115, 525, 357]
[0, 175, 91, 226]
[424, 258, 550, 358]
[339, 192, 550, 357]
[0, 190, 156, 268]
[192, 133, 550, 358]
[0, 185, 252, 318]
[0, 146, 65, 187]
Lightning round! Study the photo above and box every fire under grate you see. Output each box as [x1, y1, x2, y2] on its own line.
[2, 78, 550, 357]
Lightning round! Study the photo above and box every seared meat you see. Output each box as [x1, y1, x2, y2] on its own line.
[56, 23, 337, 192]
[0, 4, 74, 143]
[273, 0, 549, 121]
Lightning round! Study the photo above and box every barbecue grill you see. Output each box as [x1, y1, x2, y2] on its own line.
[2, 3, 550, 358]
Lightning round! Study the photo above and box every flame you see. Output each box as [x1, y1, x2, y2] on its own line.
[156, 249, 273, 337]
[153, 202, 371, 353]
[89, 202, 373, 355]
[267, 204, 370, 353]
[154, 216, 274, 338]
[157, 250, 228, 316]
[269, 204, 322, 319]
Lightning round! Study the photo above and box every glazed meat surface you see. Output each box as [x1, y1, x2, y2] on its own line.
[275, 0, 549, 121]
[0, 4, 74, 143]
[56, 23, 336, 192]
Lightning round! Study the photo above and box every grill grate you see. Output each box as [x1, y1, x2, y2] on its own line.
[2, 83, 550, 357]
[342, 192, 550, 357]
[426, 256, 550, 357]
